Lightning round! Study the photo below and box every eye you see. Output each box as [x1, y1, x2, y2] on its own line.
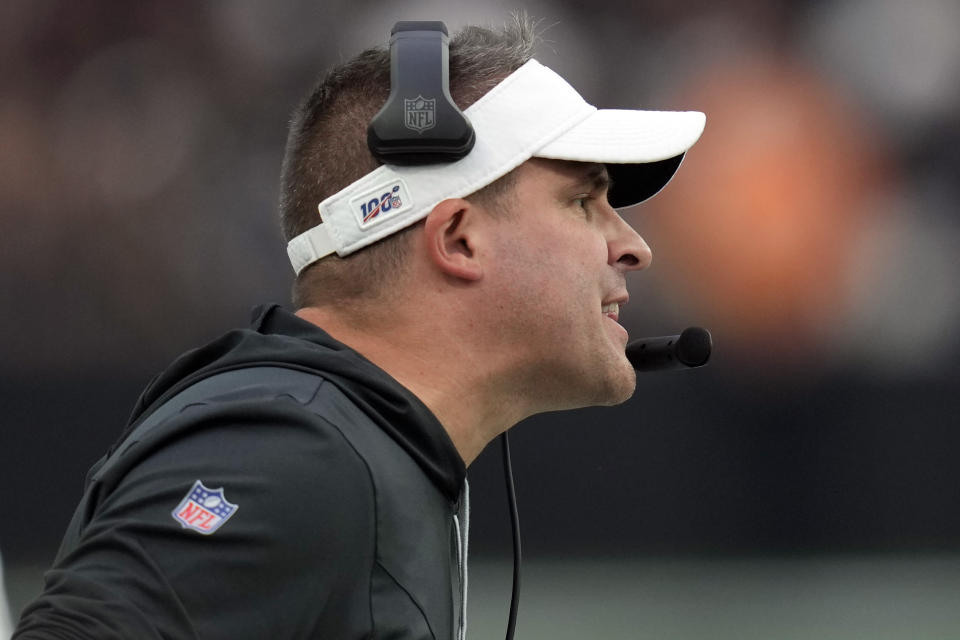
[573, 193, 594, 212]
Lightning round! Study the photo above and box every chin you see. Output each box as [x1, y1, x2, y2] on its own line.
[534, 349, 637, 412]
[597, 362, 637, 406]
[565, 357, 637, 410]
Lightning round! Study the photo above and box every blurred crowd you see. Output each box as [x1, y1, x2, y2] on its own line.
[2, 0, 958, 377]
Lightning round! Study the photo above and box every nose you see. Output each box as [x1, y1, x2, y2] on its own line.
[605, 209, 653, 272]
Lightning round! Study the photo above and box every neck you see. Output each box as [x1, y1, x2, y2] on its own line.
[295, 304, 530, 465]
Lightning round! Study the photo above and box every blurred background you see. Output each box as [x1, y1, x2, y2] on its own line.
[2, 0, 959, 638]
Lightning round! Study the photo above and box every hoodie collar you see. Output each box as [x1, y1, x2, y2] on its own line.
[125, 304, 466, 502]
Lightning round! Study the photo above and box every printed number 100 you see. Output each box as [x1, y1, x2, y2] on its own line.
[360, 193, 392, 218]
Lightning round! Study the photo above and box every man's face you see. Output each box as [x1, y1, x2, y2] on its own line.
[484, 158, 653, 411]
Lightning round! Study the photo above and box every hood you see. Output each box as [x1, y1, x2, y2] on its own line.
[116, 304, 465, 502]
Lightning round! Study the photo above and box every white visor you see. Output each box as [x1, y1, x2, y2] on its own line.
[287, 59, 705, 275]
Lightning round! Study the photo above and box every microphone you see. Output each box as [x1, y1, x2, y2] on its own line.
[626, 327, 712, 372]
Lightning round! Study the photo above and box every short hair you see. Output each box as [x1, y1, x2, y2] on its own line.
[279, 15, 538, 308]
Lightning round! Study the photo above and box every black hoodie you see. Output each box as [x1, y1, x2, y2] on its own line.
[14, 305, 468, 640]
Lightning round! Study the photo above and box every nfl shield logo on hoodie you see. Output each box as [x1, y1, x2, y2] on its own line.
[172, 480, 238, 535]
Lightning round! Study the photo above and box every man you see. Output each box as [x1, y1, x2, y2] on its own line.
[14, 17, 704, 640]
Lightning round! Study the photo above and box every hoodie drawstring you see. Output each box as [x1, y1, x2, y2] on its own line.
[453, 478, 470, 640]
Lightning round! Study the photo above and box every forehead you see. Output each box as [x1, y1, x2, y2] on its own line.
[516, 158, 609, 190]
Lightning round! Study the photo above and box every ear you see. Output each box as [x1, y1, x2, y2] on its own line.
[423, 198, 485, 282]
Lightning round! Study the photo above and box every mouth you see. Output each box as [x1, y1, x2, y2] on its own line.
[601, 297, 629, 344]
[601, 301, 620, 322]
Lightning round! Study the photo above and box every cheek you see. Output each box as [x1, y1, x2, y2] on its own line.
[517, 259, 600, 335]
[500, 236, 587, 300]
[490, 214, 608, 312]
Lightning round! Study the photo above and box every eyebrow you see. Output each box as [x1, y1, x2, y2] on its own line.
[572, 164, 613, 193]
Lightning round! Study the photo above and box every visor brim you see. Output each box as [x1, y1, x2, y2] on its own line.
[606, 154, 685, 208]
[535, 108, 704, 207]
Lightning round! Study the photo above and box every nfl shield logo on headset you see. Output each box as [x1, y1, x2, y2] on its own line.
[404, 95, 435, 133]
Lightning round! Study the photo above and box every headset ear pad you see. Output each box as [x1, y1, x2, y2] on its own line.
[367, 21, 475, 165]
[605, 153, 685, 208]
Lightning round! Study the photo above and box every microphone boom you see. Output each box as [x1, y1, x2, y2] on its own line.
[626, 327, 712, 372]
